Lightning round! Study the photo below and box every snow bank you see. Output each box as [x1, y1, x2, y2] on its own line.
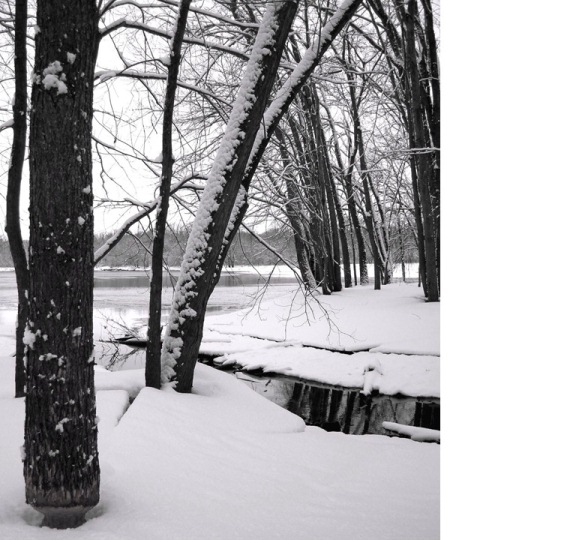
[94, 365, 144, 399]
[217, 345, 439, 398]
[0, 342, 438, 539]
[207, 283, 440, 355]
[201, 328, 299, 356]
[382, 422, 441, 443]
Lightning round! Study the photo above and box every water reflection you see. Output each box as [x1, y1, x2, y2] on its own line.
[234, 373, 440, 435]
[93, 270, 297, 289]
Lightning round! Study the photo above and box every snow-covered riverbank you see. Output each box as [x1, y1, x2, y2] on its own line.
[0, 280, 439, 539]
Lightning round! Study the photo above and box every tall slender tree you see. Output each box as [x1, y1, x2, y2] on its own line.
[146, 0, 193, 389]
[5, 0, 28, 398]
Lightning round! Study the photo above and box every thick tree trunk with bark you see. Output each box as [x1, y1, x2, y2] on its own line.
[402, 0, 439, 301]
[24, 0, 100, 528]
[5, 0, 28, 398]
[146, 0, 192, 389]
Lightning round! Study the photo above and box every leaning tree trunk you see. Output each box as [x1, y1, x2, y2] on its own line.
[24, 0, 100, 528]
[5, 0, 28, 398]
[161, 0, 301, 392]
[161, 0, 363, 392]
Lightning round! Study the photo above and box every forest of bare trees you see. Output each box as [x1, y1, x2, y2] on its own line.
[0, 0, 439, 528]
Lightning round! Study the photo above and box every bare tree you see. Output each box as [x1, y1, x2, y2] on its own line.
[4, 0, 28, 397]
[161, 0, 363, 393]
[146, 0, 193, 389]
[24, 0, 100, 528]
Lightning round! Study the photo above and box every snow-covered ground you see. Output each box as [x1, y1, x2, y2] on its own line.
[0, 276, 439, 539]
[0, 336, 439, 539]
[206, 282, 438, 355]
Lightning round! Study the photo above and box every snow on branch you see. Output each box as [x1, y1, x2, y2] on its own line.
[94, 175, 203, 264]
[245, 0, 363, 182]
[160, 0, 299, 386]
[94, 68, 231, 107]
[99, 19, 251, 61]
[0, 118, 14, 132]
[219, 0, 363, 251]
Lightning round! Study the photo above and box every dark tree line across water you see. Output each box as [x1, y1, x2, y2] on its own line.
[1, 225, 419, 271]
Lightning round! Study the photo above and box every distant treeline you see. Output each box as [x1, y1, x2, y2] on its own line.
[0, 224, 418, 269]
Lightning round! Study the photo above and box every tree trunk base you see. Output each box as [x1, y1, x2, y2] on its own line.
[37, 506, 92, 529]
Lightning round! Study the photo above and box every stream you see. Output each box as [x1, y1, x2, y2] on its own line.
[0, 269, 439, 436]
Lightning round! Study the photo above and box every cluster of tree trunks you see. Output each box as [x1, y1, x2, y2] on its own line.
[366, 0, 440, 301]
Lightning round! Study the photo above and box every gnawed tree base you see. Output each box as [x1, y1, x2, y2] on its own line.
[36, 505, 94, 529]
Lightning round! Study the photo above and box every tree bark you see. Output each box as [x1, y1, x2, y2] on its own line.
[401, 0, 439, 300]
[322, 105, 352, 287]
[346, 69, 383, 290]
[146, 0, 192, 390]
[5, 0, 28, 398]
[342, 152, 368, 285]
[25, 0, 100, 528]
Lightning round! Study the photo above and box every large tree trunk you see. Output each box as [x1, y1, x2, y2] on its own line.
[5, 0, 28, 398]
[421, 0, 440, 291]
[25, 0, 100, 528]
[402, 0, 439, 301]
[146, 0, 192, 390]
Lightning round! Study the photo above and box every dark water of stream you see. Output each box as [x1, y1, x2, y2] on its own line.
[233, 372, 440, 435]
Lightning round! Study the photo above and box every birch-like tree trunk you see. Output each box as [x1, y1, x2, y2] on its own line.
[24, 0, 100, 528]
